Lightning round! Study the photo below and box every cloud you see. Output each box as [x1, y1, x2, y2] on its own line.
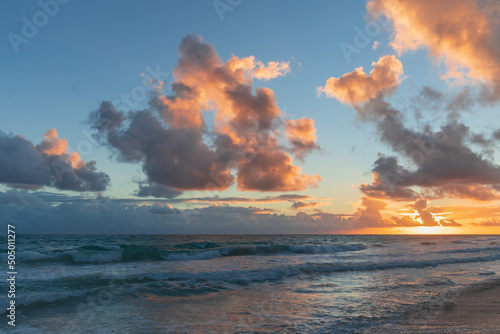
[227, 55, 290, 81]
[368, 0, 500, 95]
[0, 129, 109, 192]
[291, 201, 319, 210]
[391, 198, 462, 227]
[317, 55, 404, 105]
[355, 95, 500, 201]
[90, 35, 320, 193]
[390, 215, 421, 227]
[320, 8, 500, 215]
[424, 184, 499, 201]
[155, 94, 204, 129]
[440, 218, 461, 227]
[135, 182, 182, 199]
[37, 128, 70, 156]
[308, 196, 457, 229]
[360, 161, 420, 201]
[179, 194, 318, 205]
[236, 150, 321, 191]
[178, 194, 315, 204]
[0, 190, 322, 207]
[473, 218, 500, 227]
[0, 190, 464, 233]
[148, 203, 180, 215]
[494, 129, 500, 140]
[351, 196, 390, 227]
[262, 194, 312, 201]
[430, 205, 500, 220]
[285, 117, 320, 160]
[411, 198, 440, 226]
[0, 190, 340, 234]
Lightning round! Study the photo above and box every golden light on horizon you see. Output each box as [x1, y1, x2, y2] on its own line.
[410, 226, 445, 234]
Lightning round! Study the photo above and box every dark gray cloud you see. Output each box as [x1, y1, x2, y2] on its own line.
[0, 131, 109, 192]
[0, 132, 52, 189]
[148, 203, 181, 215]
[469, 133, 492, 147]
[135, 182, 182, 199]
[494, 129, 500, 140]
[0, 190, 338, 234]
[419, 86, 443, 102]
[10, 191, 316, 206]
[357, 94, 500, 201]
[91, 104, 233, 190]
[291, 201, 319, 210]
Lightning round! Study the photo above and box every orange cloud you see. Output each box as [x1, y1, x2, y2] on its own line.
[285, 117, 319, 160]
[347, 196, 462, 229]
[92, 35, 320, 193]
[318, 55, 404, 105]
[353, 196, 389, 227]
[430, 205, 500, 221]
[392, 199, 462, 227]
[390, 215, 421, 227]
[156, 96, 204, 129]
[236, 150, 321, 192]
[227, 55, 290, 81]
[474, 218, 500, 227]
[37, 129, 84, 169]
[368, 0, 500, 87]
[37, 129, 68, 156]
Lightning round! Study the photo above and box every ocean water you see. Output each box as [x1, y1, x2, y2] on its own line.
[0, 234, 499, 333]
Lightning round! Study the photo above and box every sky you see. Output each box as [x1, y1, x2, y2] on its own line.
[1, 0, 500, 234]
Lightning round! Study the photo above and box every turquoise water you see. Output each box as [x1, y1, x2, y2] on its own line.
[0, 234, 499, 333]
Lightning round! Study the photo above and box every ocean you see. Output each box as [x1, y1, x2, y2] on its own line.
[0, 234, 499, 333]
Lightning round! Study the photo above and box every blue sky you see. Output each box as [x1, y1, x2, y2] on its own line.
[2, 0, 500, 233]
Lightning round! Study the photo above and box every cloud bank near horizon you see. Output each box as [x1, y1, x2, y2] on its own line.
[0, 190, 469, 233]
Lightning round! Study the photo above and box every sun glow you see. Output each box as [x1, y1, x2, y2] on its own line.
[410, 226, 445, 234]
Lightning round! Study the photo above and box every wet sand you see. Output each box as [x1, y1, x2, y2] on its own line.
[369, 279, 500, 333]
